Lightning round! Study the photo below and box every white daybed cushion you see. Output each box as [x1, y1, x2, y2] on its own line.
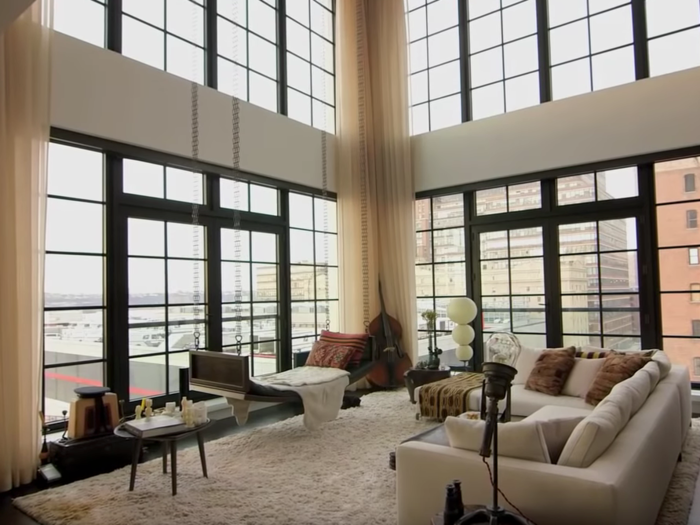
[444, 416, 551, 463]
[524, 405, 592, 463]
[557, 365, 656, 468]
[562, 358, 605, 398]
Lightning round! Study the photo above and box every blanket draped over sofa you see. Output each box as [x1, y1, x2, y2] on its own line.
[251, 367, 350, 430]
[419, 372, 484, 420]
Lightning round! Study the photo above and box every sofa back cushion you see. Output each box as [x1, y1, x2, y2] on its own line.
[513, 346, 540, 385]
[562, 358, 605, 398]
[585, 351, 652, 406]
[525, 347, 576, 396]
[523, 406, 592, 463]
[444, 416, 551, 464]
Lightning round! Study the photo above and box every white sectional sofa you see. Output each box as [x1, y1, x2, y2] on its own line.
[397, 350, 692, 525]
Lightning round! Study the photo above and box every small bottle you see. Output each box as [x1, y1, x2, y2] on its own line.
[443, 484, 460, 525]
[451, 480, 464, 518]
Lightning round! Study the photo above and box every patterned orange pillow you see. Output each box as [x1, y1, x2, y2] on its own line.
[320, 330, 368, 366]
[306, 340, 355, 369]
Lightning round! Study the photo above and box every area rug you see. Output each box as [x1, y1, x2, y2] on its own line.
[12, 391, 700, 525]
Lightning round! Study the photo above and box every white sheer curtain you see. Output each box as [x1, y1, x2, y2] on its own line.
[0, 0, 52, 493]
[336, 0, 417, 362]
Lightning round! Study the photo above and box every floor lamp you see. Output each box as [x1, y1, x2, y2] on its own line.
[447, 298, 478, 369]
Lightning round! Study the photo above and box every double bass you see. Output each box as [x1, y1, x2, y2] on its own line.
[366, 280, 413, 388]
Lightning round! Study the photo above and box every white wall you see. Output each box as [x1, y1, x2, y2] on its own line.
[413, 66, 700, 193]
[51, 32, 336, 191]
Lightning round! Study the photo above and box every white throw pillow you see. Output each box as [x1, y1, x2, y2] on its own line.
[557, 383, 635, 468]
[512, 346, 541, 385]
[562, 358, 605, 398]
[445, 416, 551, 464]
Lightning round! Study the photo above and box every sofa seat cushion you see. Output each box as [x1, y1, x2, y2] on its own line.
[524, 405, 592, 463]
[444, 416, 551, 463]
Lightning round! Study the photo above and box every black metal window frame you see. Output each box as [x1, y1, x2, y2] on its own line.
[43, 128, 336, 431]
[416, 143, 700, 388]
[64, 0, 338, 131]
[406, 0, 700, 133]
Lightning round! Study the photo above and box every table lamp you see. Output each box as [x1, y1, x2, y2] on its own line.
[447, 298, 478, 370]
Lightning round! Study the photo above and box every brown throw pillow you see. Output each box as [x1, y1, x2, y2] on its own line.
[585, 351, 652, 406]
[524, 347, 576, 396]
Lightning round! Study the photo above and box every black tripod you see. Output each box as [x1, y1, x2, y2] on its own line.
[458, 362, 529, 525]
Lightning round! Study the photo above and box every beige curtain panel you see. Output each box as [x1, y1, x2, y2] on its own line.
[0, 0, 52, 493]
[336, 0, 418, 362]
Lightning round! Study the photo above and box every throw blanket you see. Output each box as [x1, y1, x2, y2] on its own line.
[252, 367, 350, 430]
[419, 372, 484, 420]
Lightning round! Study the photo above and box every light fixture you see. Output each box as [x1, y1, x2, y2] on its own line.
[447, 298, 478, 370]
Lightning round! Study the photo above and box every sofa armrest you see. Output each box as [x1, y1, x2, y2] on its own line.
[396, 442, 616, 525]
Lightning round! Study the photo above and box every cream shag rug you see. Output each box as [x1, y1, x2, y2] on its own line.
[13, 391, 700, 525]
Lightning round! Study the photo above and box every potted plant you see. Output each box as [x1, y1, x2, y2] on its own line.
[421, 310, 442, 369]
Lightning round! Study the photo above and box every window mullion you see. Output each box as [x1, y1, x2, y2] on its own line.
[535, 0, 552, 103]
[107, 0, 123, 53]
[458, 0, 472, 122]
[631, 0, 650, 80]
[206, 0, 219, 89]
[278, 0, 289, 116]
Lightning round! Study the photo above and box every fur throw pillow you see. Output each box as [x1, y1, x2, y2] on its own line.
[525, 347, 576, 396]
[585, 350, 652, 406]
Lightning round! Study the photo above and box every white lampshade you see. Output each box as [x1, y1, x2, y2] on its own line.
[447, 297, 478, 325]
[451, 324, 475, 346]
[455, 345, 473, 362]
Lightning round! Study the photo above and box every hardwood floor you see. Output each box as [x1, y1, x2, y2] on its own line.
[0, 403, 302, 525]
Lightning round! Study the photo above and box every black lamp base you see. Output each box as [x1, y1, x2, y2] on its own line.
[458, 506, 529, 524]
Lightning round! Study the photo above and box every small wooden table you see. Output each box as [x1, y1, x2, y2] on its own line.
[404, 367, 451, 403]
[114, 419, 213, 496]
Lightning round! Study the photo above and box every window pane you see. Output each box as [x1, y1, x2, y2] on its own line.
[129, 356, 166, 401]
[218, 58, 249, 98]
[129, 258, 165, 305]
[166, 168, 204, 204]
[314, 197, 338, 232]
[222, 262, 252, 301]
[166, 36, 205, 84]
[481, 260, 510, 296]
[592, 46, 636, 91]
[506, 73, 540, 112]
[288, 54, 311, 93]
[559, 222, 597, 254]
[416, 264, 434, 297]
[429, 60, 461, 99]
[599, 218, 637, 252]
[476, 187, 507, 216]
[469, 12, 502, 54]
[122, 16, 165, 70]
[312, 66, 335, 105]
[597, 167, 639, 200]
[433, 194, 464, 228]
[218, 18, 248, 65]
[552, 58, 591, 100]
[433, 228, 465, 262]
[416, 231, 432, 264]
[287, 18, 311, 59]
[481, 231, 508, 260]
[287, 0, 310, 26]
[646, 0, 700, 38]
[429, 95, 462, 131]
[46, 255, 104, 307]
[290, 229, 314, 264]
[48, 144, 103, 201]
[471, 82, 504, 120]
[253, 264, 278, 301]
[510, 227, 543, 257]
[124, 159, 164, 199]
[649, 29, 700, 78]
[504, 36, 539, 77]
[45, 310, 105, 365]
[548, 0, 587, 27]
[55, 0, 105, 47]
[221, 179, 250, 211]
[428, 0, 458, 35]
[291, 267, 315, 300]
[557, 174, 595, 205]
[470, 48, 504, 88]
[221, 228, 251, 261]
[289, 193, 314, 229]
[167, 0, 204, 45]
[249, 72, 278, 112]
[310, 1, 333, 41]
[167, 223, 206, 259]
[435, 262, 466, 296]
[129, 218, 165, 257]
[508, 181, 541, 212]
[252, 232, 278, 263]
[408, 7, 427, 41]
[292, 302, 316, 337]
[428, 27, 460, 67]
[410, 40, 428, 73]
[46, 199, 103, 254]
[250, 185, 279, 215]
[315, 233, 338, 265]
[502, 0, 536, 42]
[511, 259, 545, 294]
[44, 363, 105, 421]
[250, 33, 278, 79]
[589, 5, 632, 54]
[316, 267, 339, 300]
[550, 20, 589, 65]
[416, 198, 432, 230]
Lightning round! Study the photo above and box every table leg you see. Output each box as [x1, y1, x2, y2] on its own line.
[162, 443, 168, 474]
[129, 438, 142, 491]
[197, 432, 208, 478]
[170, 441, 177, 496]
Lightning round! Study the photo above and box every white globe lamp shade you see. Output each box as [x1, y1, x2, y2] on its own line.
[455, 345, 473, 362]
[452, 324, 475, 346]
[447, 297, 478, 325]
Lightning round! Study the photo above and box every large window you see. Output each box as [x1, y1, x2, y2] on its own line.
[44, 143, 106, 423]
[407, 0, 462, 134]
[285, 0, 336, 132]
[468, 0, 540, 120]
[548, 0, 635, 101]
[415, 194, 466, 359]
[288, 192, 339, 355]
[122, 0, 205, 83]
[656, 156, 700, 381]
[646, 0, 700, 77]
[43, 137, 337, 427]
[217, 0, 278, 112]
